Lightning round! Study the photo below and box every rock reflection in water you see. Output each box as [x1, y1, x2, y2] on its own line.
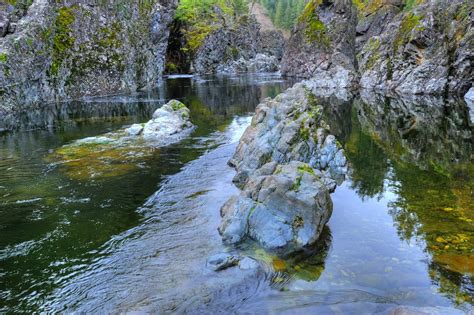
[322, 91, 473, 307]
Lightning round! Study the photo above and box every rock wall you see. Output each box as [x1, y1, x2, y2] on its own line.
[281, 0, 359, 88]
[281, 0, 473, 95]
[193, 15, 286, 74]
[0, 0, 177, 113]
[357, 0, 472, 95]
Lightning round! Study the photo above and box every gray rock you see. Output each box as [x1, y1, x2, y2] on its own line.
[219, 82, 348, 255]
[219, 161, 333, 255]
[0, 0, 178, 113]
[216, 54, 279, 74]
[142, 100, 194, 142]
[281, 0, 358, 89]
[231, 82, 347, 188]
[238, 257, 259, 270]
[465, 87, 474, 104]
[260, 30, 285, 60]
[465, 87, 474, 124]
[206, 253, 240, 271]
[357, 1, 472, 95]
[126, 124, 144, 136]
[0, 9, 9, 37]
[193, 16, 286, 75]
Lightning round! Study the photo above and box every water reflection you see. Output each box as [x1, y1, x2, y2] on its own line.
[322, 91, 473, 307]
[0, 73, 294, 312]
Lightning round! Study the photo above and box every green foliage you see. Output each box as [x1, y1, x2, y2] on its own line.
[174, 0, 248, 55]
[298, 0, 329, 46]
[258, 0, 306, 30]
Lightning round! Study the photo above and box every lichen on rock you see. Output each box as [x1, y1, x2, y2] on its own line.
[219, 81, 348, 256]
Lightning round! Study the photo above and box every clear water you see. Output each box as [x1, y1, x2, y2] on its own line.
[0, 74, 472, 313]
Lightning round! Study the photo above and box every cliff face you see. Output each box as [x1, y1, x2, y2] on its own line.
[282, 0, 473, 95]
[0, 0, 177, 112]
[192, 16, 285, 74]
[281, 0, 359, 88]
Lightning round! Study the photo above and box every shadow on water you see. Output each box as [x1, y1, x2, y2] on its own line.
[0, 73, 295, 312]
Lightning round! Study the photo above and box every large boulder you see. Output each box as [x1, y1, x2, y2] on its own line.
[220, 81, 347, 255]
[219, 161, 332, 255]
[230, 81, 347, 188]
[126, 99, 194, 144]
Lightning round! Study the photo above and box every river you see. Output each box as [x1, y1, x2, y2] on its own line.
[0, 74, 472, 313]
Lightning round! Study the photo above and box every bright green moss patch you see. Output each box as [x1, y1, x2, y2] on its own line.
[297, 163, 315, 176]
[50, 6, 76, 77]
[298, 0, 329, 46]
[169, 100, 187, 111]
[0, 53, 7, 63]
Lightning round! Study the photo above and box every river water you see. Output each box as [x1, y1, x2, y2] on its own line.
[0, 74, 472, 313]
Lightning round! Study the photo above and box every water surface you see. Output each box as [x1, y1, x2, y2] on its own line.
[0, 75, 473, 313]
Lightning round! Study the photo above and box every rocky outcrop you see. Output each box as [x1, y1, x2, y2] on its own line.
[281, 0, 358, 89]
[281, 0, 472, 95]
[219, 81, 347, 255]
[0, 0, 177, 113]
[260, 30, 286, 60]
[126, 99, 194, 143]
[193, 15, 286, 74]
[357, 0, 473, 95]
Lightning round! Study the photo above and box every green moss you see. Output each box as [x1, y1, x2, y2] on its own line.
[403, 0, 424, 11]
[393, 13, 423, 54]
[297, 163, 315, 175]
[0, 53, 7, 63]
[291, 174, 303, 191]
[169, 100, 187, 111]
[166, 62, 178, 73]
[50, 6, 76, 77]
[298, 0, 329, 46]
[364, 37, 381, 70]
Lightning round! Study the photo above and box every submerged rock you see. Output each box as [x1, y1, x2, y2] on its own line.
[206, 253, 260, 272]
[52, 100, 194, 180]
[206, 253, 240, 271]
[219, 82, 347, 255]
